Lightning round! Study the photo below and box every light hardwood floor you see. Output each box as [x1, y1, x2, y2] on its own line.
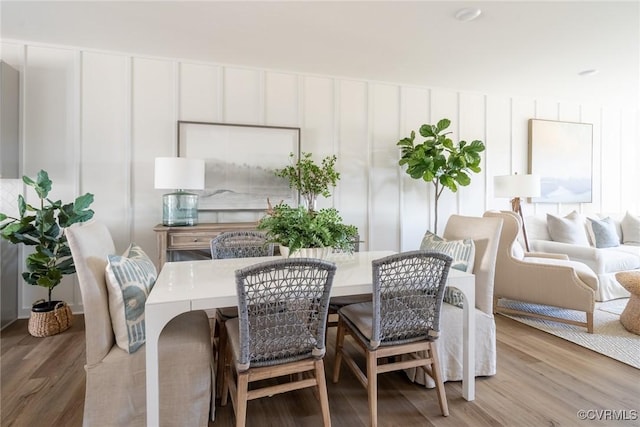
[1, 314, 638, 427]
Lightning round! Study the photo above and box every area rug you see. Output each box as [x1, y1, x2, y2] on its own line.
[498, 298, 640, 369]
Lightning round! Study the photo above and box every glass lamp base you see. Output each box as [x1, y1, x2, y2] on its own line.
[162, 191, 199, 226]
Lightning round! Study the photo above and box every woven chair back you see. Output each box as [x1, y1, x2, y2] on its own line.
[371, 250, 452, 347]
[211, 231, 274, 259]
[234, 258, 336, 370]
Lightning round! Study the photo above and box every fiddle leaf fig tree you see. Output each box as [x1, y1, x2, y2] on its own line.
[0, 170, 95, 306]
[397, 118, 485, 233]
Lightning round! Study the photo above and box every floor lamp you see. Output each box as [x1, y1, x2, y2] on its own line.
[494, 174, 541, 252]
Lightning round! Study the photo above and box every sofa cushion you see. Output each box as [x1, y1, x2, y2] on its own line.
[547, 211, 590, 246]
[587, 217, 620, 248]
[621, 211, 640, 245]
[106, 244, 157, 353]
[420, 231, 474, 308]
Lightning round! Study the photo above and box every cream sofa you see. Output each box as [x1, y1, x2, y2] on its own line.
[527, 212, 636, 301]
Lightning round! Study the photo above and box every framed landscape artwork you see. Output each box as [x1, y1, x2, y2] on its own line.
[177, 121, 301, 210]
[528, 119, 593, 203]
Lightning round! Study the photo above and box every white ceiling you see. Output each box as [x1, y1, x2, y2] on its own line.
[2, 1, 639, 107]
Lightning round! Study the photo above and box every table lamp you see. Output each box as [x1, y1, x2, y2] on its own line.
[494, 173, 541, 251]
[154, 157, 205, 226]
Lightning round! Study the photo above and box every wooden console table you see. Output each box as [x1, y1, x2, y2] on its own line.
[153, 222, 258, 268]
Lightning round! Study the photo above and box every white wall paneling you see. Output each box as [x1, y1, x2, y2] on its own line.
[131, 58, 176, 256]
[179, 62, 220, 122]
[222, 67, 261, 124]
[22, 45, 79, 313]
[264, 72, 299, 127]
[429, 89, 459, 234]
[6, 39, 640, 317]
[399, 86, 430, 251]
[81, 52, 131, 252]
[458, 92, 487, 217]
[369, 83, 400, 250]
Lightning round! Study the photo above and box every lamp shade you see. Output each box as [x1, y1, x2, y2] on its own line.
[494, 174, 541, 198]
[154, 157, 205, 190]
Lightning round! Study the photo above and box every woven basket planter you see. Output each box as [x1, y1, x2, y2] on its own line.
[28, 300, 73, 337]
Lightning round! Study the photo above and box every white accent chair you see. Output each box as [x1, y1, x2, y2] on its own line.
[407, 214, 503, 387]
[67, 220, 215, 426]
[484, 210, 598, 333]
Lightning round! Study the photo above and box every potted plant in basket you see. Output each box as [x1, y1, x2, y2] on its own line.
[258, 152, 358, 257]
[397, 118, 485, 233]
[0, 170, 95, 337]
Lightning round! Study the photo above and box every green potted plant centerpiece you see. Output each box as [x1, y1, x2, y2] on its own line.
[258, 152, 358, 257]
[0, 170, 95, 337]
[397, 118, 485, 233]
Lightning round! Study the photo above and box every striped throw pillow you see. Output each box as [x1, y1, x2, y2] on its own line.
[105, 244, 157, 353]
[420, 231, 475, 308]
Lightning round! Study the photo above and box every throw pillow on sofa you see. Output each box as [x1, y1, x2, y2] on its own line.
[621, 211, 640, 245]
[587, 217, 620, 248]
[105, 243, 158, 353]
[547, 211, 590, 246]
[420, 231, 475, 308]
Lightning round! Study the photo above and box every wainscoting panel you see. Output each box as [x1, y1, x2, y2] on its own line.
[429, 89, 459, 234]
[399, 86, 430, 251]
[336, 80, 369, 250]
[81, 52, 132, 253]
[22, 45, 79, 311]
[369, 83, 400, 250]
[485, 95, 512, 211]
[581, 104, 603, 215]
[264, 71, 299, 127]
[601, 108, 622, 212]
[458, 91, 487, 217]
[179, 62, 220, 122]
[131, 57, 176, 255]
[222, 66, 262, 124]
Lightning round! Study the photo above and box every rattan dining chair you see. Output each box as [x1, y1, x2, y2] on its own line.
[220, 258, 337, 427]
[332, 250, 453, 427]
[210, 230, 275, 394]
[210, 230, 275, 259]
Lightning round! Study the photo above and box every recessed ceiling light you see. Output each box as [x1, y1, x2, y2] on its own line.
[578, 69, 599, 77]
[455, 7, 482, 22]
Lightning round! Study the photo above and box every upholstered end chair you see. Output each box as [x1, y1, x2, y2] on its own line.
[407, 214, 503, 387]
[484, 210, 597, 333]
[67, 220, 215, 426]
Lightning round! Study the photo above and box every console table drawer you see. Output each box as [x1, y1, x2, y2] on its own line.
[154, 222, 258, 269]
[169, 233, 212, 249]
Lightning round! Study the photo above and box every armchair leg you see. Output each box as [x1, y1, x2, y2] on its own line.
[367, 351, 377, 427]
[587, 312, 594, 333]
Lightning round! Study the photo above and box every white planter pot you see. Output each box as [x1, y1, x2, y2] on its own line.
[279, 246, 331, 260]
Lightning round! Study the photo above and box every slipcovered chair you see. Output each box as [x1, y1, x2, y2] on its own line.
[221, 258, 336, 427]
[67, 220, 214, 426]
[408, 214, 503, 387]
[484, 210, 597, 332]
[333, 251, 453, 427]
[210, 230, 274, 394]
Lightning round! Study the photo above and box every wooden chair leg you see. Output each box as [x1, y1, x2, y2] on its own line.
[216, 317, 228, 396]
[367, 350, 378, 427]
[428, 343, 449, 417]
[235, 372, 249, 427]
[332, 318, 346, 383]
[315, 359, 332, 427]
[220, 343, 231, 406]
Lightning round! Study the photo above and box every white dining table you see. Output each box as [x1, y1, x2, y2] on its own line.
[145, 251, 476, 427]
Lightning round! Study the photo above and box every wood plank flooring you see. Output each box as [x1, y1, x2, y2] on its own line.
[1, 314, 639, 427]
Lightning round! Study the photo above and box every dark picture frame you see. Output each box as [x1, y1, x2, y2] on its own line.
[177, 121, 301, 211]
[528, 119, 593, 203]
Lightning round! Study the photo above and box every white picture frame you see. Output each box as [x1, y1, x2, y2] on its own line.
[528, 119, 593, 203]
[178, 121, 301, 210]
